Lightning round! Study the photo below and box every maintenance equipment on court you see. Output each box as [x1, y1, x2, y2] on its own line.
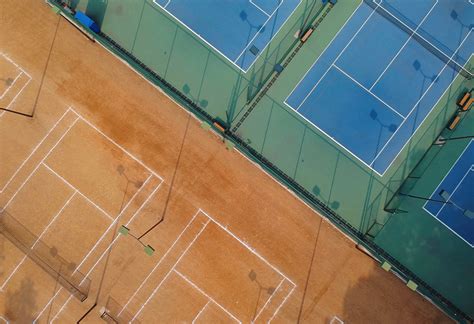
[118, 225, 155, 256]
[364, 0, 473, 80]
[0, 210, 91, 301]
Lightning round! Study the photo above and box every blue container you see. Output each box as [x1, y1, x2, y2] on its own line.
[74, 11, 100, 33]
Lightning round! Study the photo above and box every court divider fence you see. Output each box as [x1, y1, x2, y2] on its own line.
[99, 296, 139, 324]
[46, 0, 473, 321]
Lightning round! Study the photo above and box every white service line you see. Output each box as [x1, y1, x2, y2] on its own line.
[369, 0, 439, 91]
[0, 190, 77, 289]
[0, 107, 73, 193]
[174, 269, 241, 324]
[41, 162, 114, 222]
[295, 3, 380, 111]
[0, 72, 22, 99]
[369, 29, 473, 166]
[234, 0, 285, 63]
[49, 177, 162, 323]
[118, 209, 204, 316]
[192, 301, 210, 324]
[252, 278, 285, 322]
[423, 140, 473, 216]
[333, 64, 405, 119]
[74, 109, 163, 181]
[0, 116, 80, 212]
[201, 210, 296, 287]
[130, 219, 211, 322]
[71, 174, 153, 275]
[434, 166, 472, 218]
[249, 0, 270, 17]
[152, 0, 299, 73]
[1, 75, 32, 112]
[268, 284, 296, 323]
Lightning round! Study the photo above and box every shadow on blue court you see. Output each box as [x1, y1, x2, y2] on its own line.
[424, 140, 474, 247]
[152, 0, 301, 71]
[285, 0, 473, 176]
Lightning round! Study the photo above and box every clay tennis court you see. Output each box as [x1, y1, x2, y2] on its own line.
[0, 1, 451, 323]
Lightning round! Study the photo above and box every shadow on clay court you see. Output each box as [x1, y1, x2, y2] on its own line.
[4, 278, 38, 323]
[340, 269, 450, 324]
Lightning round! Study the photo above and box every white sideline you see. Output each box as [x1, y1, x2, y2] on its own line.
[152, 0, 300, 73]
[46, 178, 163, 323]
[0, 190, 77, 290]
[0, 72, 22, 99]
[0, 52, 33, 116]
[369, 0, 438, 91]
[0, 116, 80, 212]
[131, 219, 211, 322]
[0, 107, 73, 193]
[175, 269, 241, 324]
[253, 278, 285, 322]
[118, 209, 295, 323]
[192, 301, 210, 323]
[117, 209, 205, 316]
[0, 105, 165, 322]
[42, 162, 114, 222]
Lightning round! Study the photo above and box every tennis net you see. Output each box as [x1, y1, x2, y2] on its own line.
[0, 210, 91, 301]
[364, 0, 473, 79]
[100, 296, 140, 324]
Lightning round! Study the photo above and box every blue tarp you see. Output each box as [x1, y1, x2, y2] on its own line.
[74, 11, 100, 33]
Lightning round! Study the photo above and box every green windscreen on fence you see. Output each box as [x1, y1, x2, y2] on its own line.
[47, 0, 474, 321]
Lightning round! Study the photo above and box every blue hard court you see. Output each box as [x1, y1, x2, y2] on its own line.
[424, 140, 474, 247]
[285, 0, 474, 176]
[153, 0, 301, 71]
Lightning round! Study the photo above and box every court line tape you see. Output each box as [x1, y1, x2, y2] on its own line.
[268, 284, 296, 322]
[46, 178, 163, 323]
[175, 269, 241, 324]
[0, 72, 22, 99]
[119, 208, 295, 323]
[131, 218, 212, 322]
[253, 277, 285, 322]
[73, 107, 163, 182]
[117, 208, 204, 316]
[0, 107, 73, 194]
[4, 105, 167, 322]
[200, 209, 296, 287]
[0, 115, 80, 212]
[1, 75, 32, 113]
[378, 52, 473, 176]
[0, 52, 33, 116]
[42, 162, 115, 222]
[0, 315, 9, 323]
[72, 174, 154, 275]
[2, 106, 159, 299]
[0, 190, 77, 290]
[192, 300, 210, 323]
[152, 0, 300, 73]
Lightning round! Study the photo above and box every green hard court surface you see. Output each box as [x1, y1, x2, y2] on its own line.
[60, 0, 473, 319]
